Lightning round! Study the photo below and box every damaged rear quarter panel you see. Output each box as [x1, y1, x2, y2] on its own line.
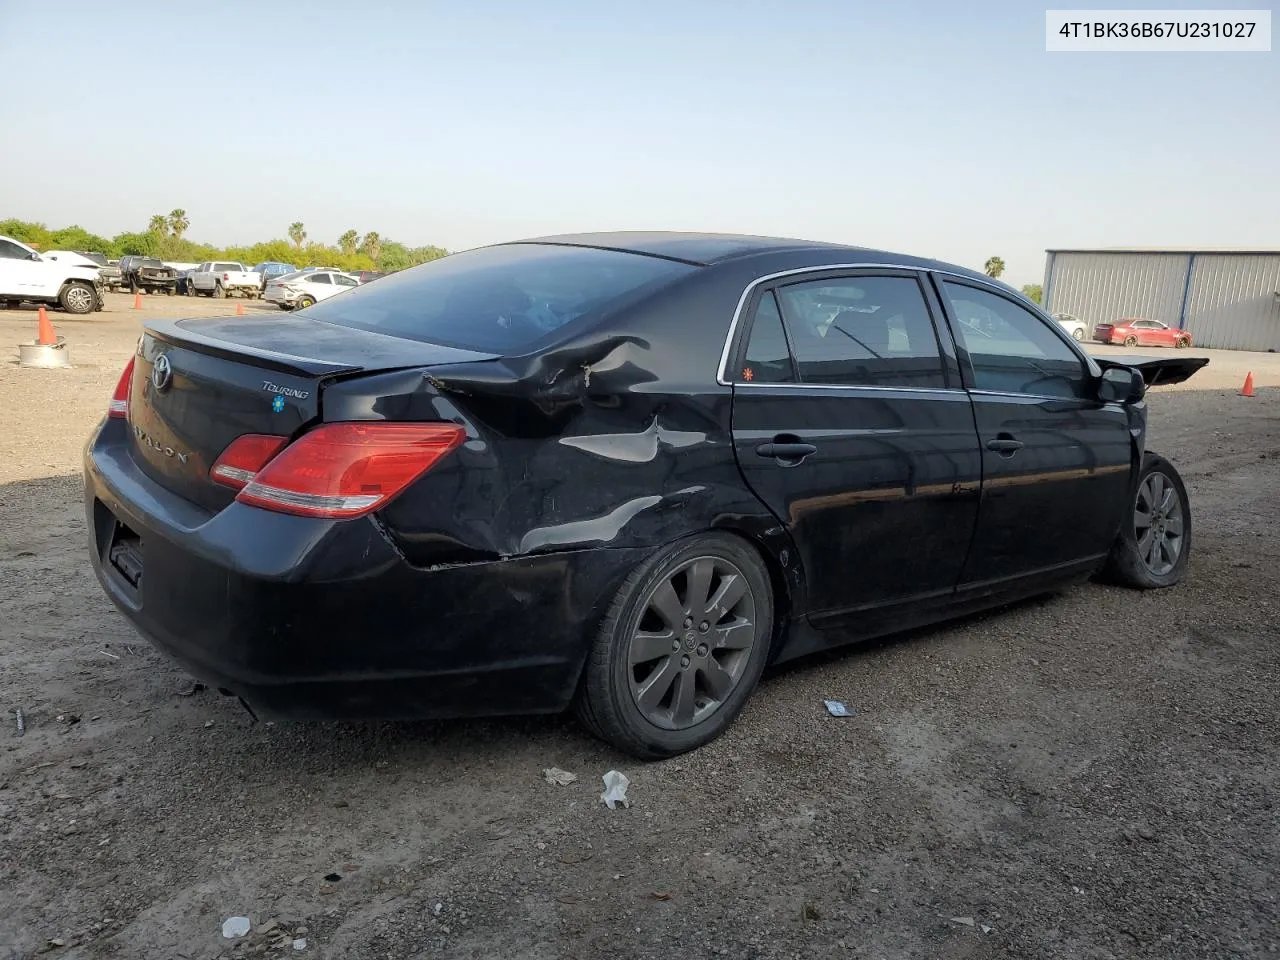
[319, 264, 808, 618]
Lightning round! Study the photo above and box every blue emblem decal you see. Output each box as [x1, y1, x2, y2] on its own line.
[271, 395, 285, 414]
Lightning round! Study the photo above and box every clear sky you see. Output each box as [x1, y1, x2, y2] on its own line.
[1, 0, 1276, 285]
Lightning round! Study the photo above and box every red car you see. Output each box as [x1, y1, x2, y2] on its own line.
[1094, 317, 1192, 349]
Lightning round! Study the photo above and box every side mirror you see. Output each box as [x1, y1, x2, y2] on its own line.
[1098, 366, 1146, 404]
[29, 251, 41, 261]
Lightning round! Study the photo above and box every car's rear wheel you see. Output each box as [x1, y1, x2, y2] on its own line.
[296, 295, 315, 309]
[1123, 335, 1138, 346]
[576, 533, 773, 759]
[1100, 452, 1191, 590]
[213, 283, 226, 299]
[59, 281, 96, 315]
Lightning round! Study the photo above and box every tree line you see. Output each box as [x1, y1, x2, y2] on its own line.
[984, 255, 1043, 304]
[1, 211, 449, 274]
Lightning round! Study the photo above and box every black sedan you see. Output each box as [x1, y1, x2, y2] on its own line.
[84, 233, 1206, 758]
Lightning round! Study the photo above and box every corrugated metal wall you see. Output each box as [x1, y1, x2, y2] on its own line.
[1183, 255, 1280, 351]
[1044, 253, 1189, 331]
[1044, 252, 1280, 351]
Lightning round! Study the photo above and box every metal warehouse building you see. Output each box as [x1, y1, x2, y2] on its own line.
[1043, 249, 1280, 352]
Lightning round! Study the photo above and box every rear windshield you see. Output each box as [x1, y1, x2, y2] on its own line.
[305, 243, 697, 353]
[213, 262, 241, 272]
[139, 258, 164, 268]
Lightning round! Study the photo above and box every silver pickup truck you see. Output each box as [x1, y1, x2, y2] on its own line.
[189, 261, 263, 299]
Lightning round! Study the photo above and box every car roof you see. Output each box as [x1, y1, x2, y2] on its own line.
[507, 231, 993, 281]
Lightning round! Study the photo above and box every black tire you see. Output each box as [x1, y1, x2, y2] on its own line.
[58, 280, 96, 315]
[575, 532, 774, 759]
[1123, 335, 1138, 347]
[213, 283, 226, 299]
[1100, 452, 1191, 590]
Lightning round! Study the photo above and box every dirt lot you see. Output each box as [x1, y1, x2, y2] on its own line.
[1, 297, 1278, 960]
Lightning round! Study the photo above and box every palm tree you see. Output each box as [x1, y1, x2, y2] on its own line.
[148, 214, 169, 236]
[338, 230, 360, 255]
[168, 209, 190, 240]
[984, 256, 1006, 279]
[288, 222, 306, 249]
[361, 231, 382, 264]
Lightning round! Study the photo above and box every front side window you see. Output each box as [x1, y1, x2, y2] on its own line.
[943, 281, 1086, 398]
[772, 276, 945, 388]
[309, 273, 332, 285]
[0, 239, 31, 260]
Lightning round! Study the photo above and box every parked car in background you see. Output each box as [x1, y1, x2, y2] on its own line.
[85, 232, 1208, 758]
[352, 270, 387, 284]
[1094, 318, 1191, 349]
[47, 250, 124, 291]
[119, 256, 179, 295]
[1052, 312, 1089, 342]
[263, 269, 358, 310]
[189, 261, 263, 299]
[175, 268, 197, 296]
[0, 235, 104, 313]
[252, 262, 297, 291]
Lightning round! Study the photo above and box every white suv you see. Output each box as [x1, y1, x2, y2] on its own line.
[0, 235, 104, 314]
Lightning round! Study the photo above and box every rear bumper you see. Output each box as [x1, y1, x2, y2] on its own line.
[84, 419, 646, 720]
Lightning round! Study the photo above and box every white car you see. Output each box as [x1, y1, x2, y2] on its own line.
[0, 236, 104, 314]
[1053, 312, 1089, 342]
[264, 270, 359, 310]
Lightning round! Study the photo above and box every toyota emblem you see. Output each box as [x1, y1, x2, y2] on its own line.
[151, 354, 172, 391]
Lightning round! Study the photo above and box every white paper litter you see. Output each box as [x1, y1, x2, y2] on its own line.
[292, 938, 308, 950]
[824, 700, 854, 717]
[221, 916, 251, 939]
[543, 767, 578, 786]
[600, 770, 631, 809]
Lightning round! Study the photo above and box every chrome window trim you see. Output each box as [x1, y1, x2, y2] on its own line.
[732, 382, 966, 396]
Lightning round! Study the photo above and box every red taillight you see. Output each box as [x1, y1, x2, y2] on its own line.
[108, 357, 135, 418]
[222, 273, 230, 281]
[233, 422, 465, 519]
[210, 434, 290, 489]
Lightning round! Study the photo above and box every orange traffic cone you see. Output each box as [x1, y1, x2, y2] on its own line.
[235, 302, 246, 316]
[36, 306, 57, 346]
[1240, 372, 1254, 397]
[132, 292, 143, 310]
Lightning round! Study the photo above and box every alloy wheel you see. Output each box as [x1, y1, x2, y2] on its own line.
[627, 556, 759, 731]
[65, 286, 92, 312]
[1134, 471, 1184, 576]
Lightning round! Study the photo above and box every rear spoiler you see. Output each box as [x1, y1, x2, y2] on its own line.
[1094, 355, 1209, 387]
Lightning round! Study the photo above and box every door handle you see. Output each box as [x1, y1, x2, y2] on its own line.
[756, 438, 817, 464]
[986, 434, 1024, 456]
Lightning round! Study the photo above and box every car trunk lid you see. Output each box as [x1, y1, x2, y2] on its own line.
[126, 315, 497, 511]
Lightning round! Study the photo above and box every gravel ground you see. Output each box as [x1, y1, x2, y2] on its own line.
[1, 299, 1277, 960]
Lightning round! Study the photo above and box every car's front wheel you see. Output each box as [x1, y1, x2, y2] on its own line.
[59, 281, 96, 315]
[1101, 452, 1191, 590]
[1071, 327, 1085, 341]
[1175, 338, 1189, 349]
[576, 532, 774, 759]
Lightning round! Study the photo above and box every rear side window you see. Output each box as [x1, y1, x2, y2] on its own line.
[305, 244, 698, 353]
[773, 276, 946, 388]
[740, 292, 794, 383]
